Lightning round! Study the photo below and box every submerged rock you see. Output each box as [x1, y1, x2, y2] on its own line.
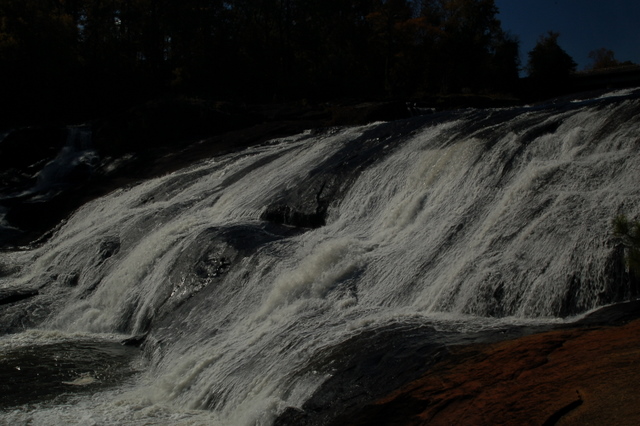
[261, 116, 427, 229]
[121, 334, 147, 347]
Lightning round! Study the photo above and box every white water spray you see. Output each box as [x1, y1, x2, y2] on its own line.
[2, 90, 640, 424]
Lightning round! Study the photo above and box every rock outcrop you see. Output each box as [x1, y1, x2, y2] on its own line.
[337, 303, 640, 426]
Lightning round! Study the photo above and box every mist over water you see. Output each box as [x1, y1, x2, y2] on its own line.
[1, 89, 640, 424]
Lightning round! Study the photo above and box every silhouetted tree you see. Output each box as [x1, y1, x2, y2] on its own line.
[0, 0, 523, 125]
[488, 31, 520, 91]
[417, 0, 519, 94]
[587, 48, 621, 71]
[526, 31, 576, 95]
[0, 0, 80, 123]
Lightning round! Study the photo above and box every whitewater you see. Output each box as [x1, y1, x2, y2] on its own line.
[1, 88, 639, 425]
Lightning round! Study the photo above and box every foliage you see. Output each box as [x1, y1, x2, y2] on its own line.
[587, 48, 621, 71]
[612, 215, 640, 276]
[585, 48, 637, 71]
[526, 31, 576, 83]
[418, 0, 520, 94]
[0, 0, 522, 124]
[0, 0, 81, 122]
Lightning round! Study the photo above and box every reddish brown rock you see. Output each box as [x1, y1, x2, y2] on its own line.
[342, 319, 640, 426]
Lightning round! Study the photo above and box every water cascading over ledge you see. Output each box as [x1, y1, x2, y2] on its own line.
[1, 89, 640, 424]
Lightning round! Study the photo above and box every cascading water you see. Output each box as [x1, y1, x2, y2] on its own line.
[1, 88, 640, 424]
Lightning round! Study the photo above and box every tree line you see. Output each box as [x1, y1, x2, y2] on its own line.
[0, 0, 523, 121]
[0, 0, 624, 125]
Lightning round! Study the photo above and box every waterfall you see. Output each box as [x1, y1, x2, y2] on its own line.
[1, 88, 640, 424]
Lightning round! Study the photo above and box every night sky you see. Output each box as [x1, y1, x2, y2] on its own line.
[494, 0, 640, 72]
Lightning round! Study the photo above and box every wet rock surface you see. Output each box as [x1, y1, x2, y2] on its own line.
[324, 301, 640, 426]
[273, 320, 562, 426]
[262, 117, 428, 229]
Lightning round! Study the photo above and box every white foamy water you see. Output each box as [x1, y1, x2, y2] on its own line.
[1, 89, 640, 424]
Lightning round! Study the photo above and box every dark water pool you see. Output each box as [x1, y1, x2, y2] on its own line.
[0, 339, 141, 409]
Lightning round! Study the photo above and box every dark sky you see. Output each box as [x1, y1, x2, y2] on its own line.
[494, 0, 640, 72]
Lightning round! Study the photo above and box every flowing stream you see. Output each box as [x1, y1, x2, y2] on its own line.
[1, 89, 640, 424]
